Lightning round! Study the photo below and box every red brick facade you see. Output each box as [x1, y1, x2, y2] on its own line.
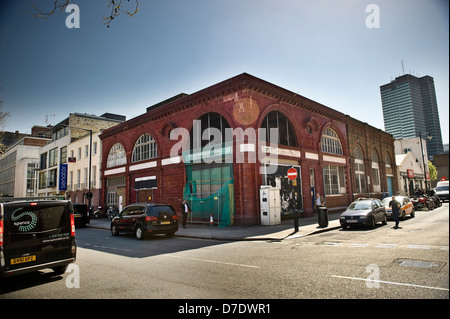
[99, 73, 397, 226]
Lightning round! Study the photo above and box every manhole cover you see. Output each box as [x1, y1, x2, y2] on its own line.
[399, 260, 438, 269]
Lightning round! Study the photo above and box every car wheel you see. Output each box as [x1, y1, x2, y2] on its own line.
[135, 226, 145, 240]
[370, 217, 376, 229]
[382, 215, 387, 225]
[411, 210, 415, 218]
[111, 224, 119, 236]
[401, 211, 406, 220]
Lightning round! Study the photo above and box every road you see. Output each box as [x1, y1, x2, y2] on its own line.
[1, 203, 448, 301]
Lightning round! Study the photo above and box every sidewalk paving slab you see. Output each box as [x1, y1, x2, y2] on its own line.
[86, 213, 342, 241]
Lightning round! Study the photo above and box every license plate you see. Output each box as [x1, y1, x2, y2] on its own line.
[74, 214, 82, 218]
[160, 221, 170, 225]
[11, 255, 36, 265]
[346, 219, 358, 223]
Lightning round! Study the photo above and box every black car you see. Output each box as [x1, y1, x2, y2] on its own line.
[0, 199, 77, 278]
[111, 203, 178, 239]
[340, 198, 387, 229]
[72, 203, 90, 227]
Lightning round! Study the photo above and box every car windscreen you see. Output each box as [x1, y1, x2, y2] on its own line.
[348, 201, 371, 210]
[4, 202, 69, 234]
[436, 186, 449, 192]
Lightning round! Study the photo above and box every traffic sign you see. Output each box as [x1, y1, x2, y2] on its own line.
[287, 167, 297, 180]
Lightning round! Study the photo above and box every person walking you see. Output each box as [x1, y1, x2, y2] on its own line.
[389, 196, 401, 229]
[180, 199, 191, 228]
[314, 193, 326, 214]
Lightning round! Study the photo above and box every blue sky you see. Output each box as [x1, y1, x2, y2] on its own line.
[0, 0, 448, 144]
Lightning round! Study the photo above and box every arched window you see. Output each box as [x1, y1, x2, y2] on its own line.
[371, 149, 381, 192]
[354, 145, 366, 193]
[260, 111, 298, 147]
[321, 128, 343, 155]
[190, 112, 230, 149]
[107, 143, 126, 168]
[132, 134, 157, 162]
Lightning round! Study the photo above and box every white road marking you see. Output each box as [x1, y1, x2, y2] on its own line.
[407, 244, 431, 250]
[376, 243, 398, 249]
[348, 243, 369, 248]
[166, 255, 259, 269]
[332, 275, 449, 291]
[322, 242, 342, 247]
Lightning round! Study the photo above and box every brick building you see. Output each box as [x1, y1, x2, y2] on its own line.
[100, 73, 397, 226]
[346, 116, 398, 199]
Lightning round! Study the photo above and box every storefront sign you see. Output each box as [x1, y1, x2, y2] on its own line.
[59, 164, 68, 191]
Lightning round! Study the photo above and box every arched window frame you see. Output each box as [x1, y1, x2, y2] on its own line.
[321, 128, 343, 155]
[354, 145, 366, 194]
[190, 112, 230, 150]
[132, 134, 157, 163]
[371, 149, 381, 192]
[260, 111, 298, 147]
[106, 143, 126, 168]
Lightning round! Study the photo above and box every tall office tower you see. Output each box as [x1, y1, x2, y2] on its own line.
[380, 74, 444, 157]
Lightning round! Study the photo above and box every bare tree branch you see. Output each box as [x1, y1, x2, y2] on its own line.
[29, 0, 73, 21]
[29, 0, 140, 27]
[104, 0, 140, 28]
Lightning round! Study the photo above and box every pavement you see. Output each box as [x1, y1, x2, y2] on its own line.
[86, 212, 342, 241]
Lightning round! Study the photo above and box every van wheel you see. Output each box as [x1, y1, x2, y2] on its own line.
[135, 226, 146, 240]
[52, 265, 68, 275]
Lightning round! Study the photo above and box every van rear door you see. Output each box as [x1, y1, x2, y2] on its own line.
[3, 201, 74, 273]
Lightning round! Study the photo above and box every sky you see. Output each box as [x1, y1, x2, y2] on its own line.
[0, 0, 448, 144]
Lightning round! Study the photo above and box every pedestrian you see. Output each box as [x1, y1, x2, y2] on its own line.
[314, 193, 326, 214]
[180, 199, 191, 228]
[389, 196, 401, 229]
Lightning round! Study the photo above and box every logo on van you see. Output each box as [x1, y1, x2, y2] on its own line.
[11, 209, 38, 232]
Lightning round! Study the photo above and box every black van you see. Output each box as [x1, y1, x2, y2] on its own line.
[72, 203, 90, 227]
[0, 199, 77, 278]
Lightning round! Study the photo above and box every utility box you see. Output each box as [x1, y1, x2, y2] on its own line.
[260, 186, 281, 225]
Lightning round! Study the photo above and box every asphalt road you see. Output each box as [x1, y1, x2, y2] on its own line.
[1, 203, 448, 301]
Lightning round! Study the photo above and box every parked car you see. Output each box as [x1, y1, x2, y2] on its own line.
[340, 198, 387, 229]
[0, 199, 77, 278]
[72, 203, 90, 227]
[435, 180, 449, 202]
[381, 196, 415, 220]
[111, 203, 178, 239]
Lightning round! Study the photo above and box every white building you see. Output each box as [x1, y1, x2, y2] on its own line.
[37, 113, 125, 203]
[66, 130, 103, 206]
[395, 152, 426, 197]
[395, 137, 432, 194]
[0, 130, 50, 197]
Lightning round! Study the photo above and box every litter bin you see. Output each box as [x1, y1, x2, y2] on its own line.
[318, 206, 328, 227]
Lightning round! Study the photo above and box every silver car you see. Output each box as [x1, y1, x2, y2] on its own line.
[340, 198, 387, 229]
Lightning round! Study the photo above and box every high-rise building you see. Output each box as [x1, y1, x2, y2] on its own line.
[380, 74, 444, 157]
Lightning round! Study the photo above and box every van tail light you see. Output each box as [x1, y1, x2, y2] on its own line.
[70, 214, 76, 236]
[145, 216, 157, 222]
[0, 220, 3, 247]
